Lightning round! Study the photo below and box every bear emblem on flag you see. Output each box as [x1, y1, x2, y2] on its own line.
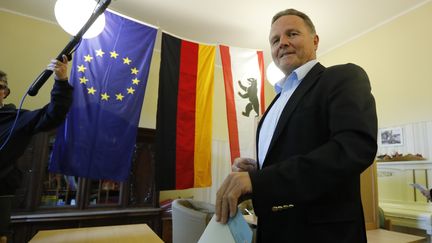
[238, 78, 259, 117]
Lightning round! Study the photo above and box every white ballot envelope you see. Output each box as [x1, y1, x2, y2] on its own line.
[198, 210, 252, 243]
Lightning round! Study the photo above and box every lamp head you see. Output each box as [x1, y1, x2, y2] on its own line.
[266, 61, 285, 86]
[55, 0, 106, 39]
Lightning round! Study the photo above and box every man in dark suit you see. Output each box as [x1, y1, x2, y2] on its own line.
[215, 8, 377, 242]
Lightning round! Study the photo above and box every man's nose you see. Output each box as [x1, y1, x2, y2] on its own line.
[279, 35, 290, 47]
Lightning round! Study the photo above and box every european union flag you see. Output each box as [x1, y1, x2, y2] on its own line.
[50, 11, 157, 181]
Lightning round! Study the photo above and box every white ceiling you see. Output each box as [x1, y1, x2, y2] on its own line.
[1, 0, 431, 65]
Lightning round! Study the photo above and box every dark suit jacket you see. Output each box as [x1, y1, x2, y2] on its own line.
[249, 63, 377, 243]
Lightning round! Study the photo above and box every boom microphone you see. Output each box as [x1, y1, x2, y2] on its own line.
[27, 0, 111, 96]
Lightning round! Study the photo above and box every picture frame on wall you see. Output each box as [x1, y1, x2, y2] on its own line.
[379, 127, 403, 146]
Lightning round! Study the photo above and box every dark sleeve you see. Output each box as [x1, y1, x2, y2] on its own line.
[23, 79, 73, 133]
[0, 166, 23, 195]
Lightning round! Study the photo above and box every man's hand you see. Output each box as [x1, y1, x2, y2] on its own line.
[48, 54, 69, 81]
[232, 157, 257, 172]
[215, 171, 252, 224]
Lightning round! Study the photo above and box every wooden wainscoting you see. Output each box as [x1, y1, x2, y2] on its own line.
[361, 161, 379, 230]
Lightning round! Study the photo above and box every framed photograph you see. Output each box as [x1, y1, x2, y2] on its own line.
[379, 127, 403, 146]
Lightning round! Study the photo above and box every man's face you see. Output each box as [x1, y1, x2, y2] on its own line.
[269, 15, 319, 75]
[0, 80, 8, 104]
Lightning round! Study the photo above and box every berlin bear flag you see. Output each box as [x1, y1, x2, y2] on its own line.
[219, 45, 265, 163]
[49, 11, 157, 181]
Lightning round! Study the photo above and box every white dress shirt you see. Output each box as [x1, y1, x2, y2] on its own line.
[258, 60, 318, 167]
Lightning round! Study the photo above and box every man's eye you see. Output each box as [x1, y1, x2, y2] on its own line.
[288, 32, 299, 37]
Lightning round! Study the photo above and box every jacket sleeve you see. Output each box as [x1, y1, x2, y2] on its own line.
[21, 79, 73, 133]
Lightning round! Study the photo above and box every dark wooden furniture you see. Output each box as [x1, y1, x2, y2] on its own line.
[161, 209, 173, 243]
[8, 128, 161, 243]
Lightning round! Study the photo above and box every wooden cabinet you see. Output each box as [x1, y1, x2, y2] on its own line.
[9, 128, 161, 243]
[161, 211, 173, 243]
[361, 161, 379, 230]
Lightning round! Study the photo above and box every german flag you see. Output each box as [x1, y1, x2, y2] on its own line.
[156, 32, 215, 190]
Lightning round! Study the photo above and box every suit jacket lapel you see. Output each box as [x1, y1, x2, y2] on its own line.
[262, 63, 326, 166]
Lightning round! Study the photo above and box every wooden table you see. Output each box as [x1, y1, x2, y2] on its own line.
[366, 229, 425, 243]
[29, 224, 163, 243]
[244, 215, 425, 243]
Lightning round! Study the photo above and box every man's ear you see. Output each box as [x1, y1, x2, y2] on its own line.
[4, 87, 10, 98]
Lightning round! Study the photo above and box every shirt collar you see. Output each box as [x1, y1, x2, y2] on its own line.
[274, 59, 318, 94]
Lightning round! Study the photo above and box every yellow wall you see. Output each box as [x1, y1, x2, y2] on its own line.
[319, 2, 432, 127]
[0, 11, 70, 107]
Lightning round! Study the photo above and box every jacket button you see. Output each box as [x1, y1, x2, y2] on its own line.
[283, 204, 294, 209]
[272, 204, 294, 212]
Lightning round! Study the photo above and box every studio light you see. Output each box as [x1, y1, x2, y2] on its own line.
[266, 61, 285, 86]
[55, 0, 106, 38]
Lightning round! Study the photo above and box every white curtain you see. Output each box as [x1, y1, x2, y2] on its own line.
[193, 139, 232, 204]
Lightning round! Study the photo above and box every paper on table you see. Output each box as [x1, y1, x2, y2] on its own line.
[410, 183, 428, 192]
[410, 183, 432, 202]
[198, 210, 253, 243]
